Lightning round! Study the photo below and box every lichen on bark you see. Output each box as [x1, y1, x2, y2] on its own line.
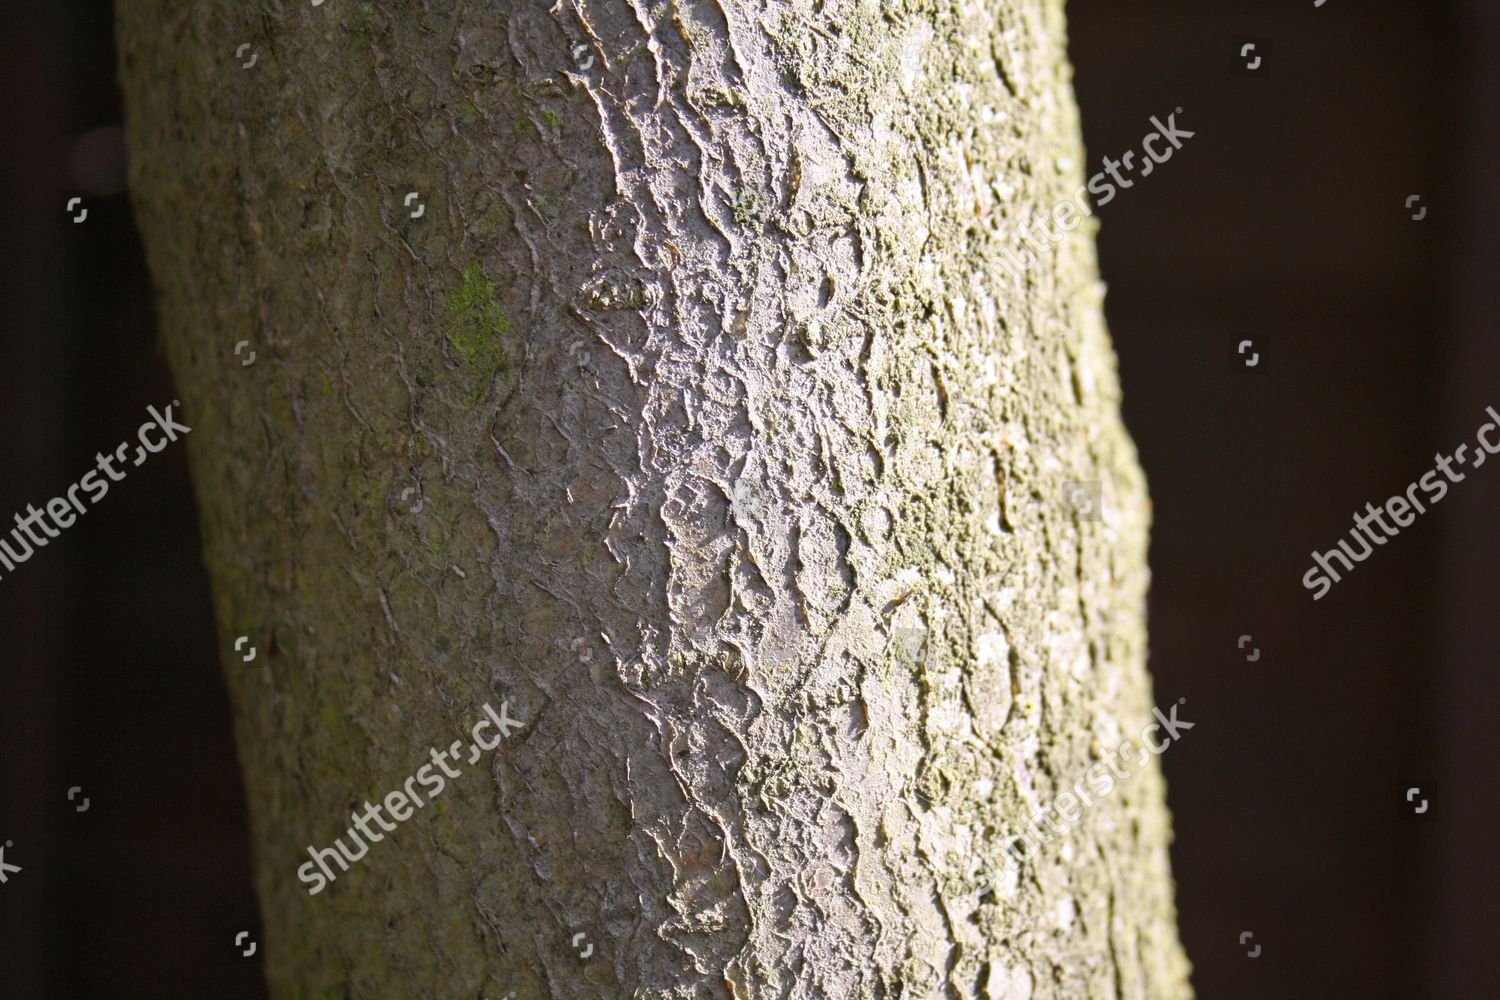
[117, 0, 1192, 996]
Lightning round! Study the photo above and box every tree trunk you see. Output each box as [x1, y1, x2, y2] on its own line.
[117, 0, 1191, 996]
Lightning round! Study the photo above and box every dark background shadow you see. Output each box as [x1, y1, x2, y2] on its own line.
[0, 4, 263, 998]
[1070, 1, 1500, 998]
[0, 1, 1495, 997]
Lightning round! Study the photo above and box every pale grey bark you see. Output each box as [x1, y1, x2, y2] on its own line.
[117, 0, 1191, 996]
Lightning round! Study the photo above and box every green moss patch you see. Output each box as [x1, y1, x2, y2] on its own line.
[446, 261, 510, 388]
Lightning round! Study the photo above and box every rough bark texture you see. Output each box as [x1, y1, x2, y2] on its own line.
[117, 0, 1191, 997]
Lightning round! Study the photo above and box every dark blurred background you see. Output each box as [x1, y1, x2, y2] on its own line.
[1070, 1, 1500, 997]
[1, 1, 1495, 997]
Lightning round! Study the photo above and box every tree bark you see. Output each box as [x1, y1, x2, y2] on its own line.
[117, 0, 1191, 996]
